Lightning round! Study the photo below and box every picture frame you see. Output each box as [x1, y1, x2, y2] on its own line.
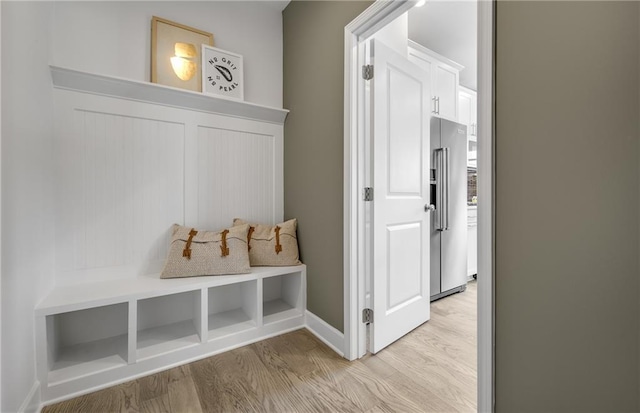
[202, 45, 245, 101]
[151, 16, 214, 92]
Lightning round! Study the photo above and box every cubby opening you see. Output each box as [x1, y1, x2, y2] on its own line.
[208, 280, 258, 340]
[262, 272, 303, 324]
[46, 303, 128, 385]
[137, 291, 201, 361]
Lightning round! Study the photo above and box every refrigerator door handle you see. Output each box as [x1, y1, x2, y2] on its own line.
[443, 147, 450, 231]
[435, 148, 444, 231]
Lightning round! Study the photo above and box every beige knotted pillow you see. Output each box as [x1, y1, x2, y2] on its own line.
[233, 218, 302, 266]
[160, 223, 251, 279]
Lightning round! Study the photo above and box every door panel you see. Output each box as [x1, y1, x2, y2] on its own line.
[388, 70, 423, 195]
[387, 222, 423, 310]
[370, 39, 431, 353]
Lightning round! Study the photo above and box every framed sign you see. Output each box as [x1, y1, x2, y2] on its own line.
[151, 16, 214, 92]
[202, 45, 244, 101]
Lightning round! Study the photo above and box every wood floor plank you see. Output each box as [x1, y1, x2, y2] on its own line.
[114, 381, 140, 413]
[386, 370, 464, 412]
[190, 353, 263, 413]
[250, 336, 362, 412]
[43, 282, 478, 413]
[167, 373, 203, 413]
[139, 371, 169, 403]
[139, 395, 170, 413]
[359, 353, 399, 380]
[187, 357, 228, 413]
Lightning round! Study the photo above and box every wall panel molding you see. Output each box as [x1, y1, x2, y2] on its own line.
[52, 72, 285, 285]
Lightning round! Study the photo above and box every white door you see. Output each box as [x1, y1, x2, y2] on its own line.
[369, 39, 432, 353]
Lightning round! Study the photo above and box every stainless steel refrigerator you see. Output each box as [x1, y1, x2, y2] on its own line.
[430, 117, 468, 301]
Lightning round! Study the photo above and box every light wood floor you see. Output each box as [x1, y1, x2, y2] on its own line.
[43, 282, 476, 413]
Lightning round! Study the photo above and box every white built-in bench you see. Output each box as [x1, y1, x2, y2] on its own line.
[36, 265, 306, 402]
[39, 66, 303, 403]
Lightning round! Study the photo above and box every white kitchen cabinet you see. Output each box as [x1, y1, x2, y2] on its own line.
[458, 86, 478, 168]
[467, 207, 478, 277]
[458, 86, 477, 135]
[408, 40, 463, 122]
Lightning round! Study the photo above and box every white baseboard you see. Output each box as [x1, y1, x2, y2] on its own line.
[19, 381, 40, 413]
[304, 311, 344, 357]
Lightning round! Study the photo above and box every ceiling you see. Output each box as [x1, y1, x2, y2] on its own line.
[408, 0, 478, 90]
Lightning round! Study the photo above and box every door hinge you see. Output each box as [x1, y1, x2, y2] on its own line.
[362, 308, 374, 324]
[363, 187, 373, 201]
[362, 65, 374, 80]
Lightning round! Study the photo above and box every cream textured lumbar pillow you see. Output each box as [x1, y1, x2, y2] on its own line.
[160, 223, 251, 279]
[233, 218, 302, 266]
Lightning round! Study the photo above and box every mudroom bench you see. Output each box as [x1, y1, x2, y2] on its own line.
[35, 265, 306, 402]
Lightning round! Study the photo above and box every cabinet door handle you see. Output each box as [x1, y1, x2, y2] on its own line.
[432, 97, 436, 114]
[436, 97, 440, 115]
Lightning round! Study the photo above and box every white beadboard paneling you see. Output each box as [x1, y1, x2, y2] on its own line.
[196, 127, 276, 230]
[53, 82, 284, 286]
[55, 95, 185, 284]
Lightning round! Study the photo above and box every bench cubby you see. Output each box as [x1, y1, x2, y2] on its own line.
[263, 272, 304, 325]
[46, 303, 129, 386]
[137, 290, 202, 361]
[35, 265, 306, 403]
[207, 280, 258, 341]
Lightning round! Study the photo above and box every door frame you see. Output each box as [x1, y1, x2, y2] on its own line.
[342, 1, 495, 412]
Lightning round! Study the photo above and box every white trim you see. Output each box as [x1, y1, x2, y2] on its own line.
[344, 0, 495, 411]
[0, 3, 3, 409]
[343, 0, 416, 362]
[305, 311, 345, 357]
[459, 85, 477, 96]
[39, 325, 305, 407]
[477, 1, 495, 411]
[18, 382, 40, 413]
[49, 66, 288, 124]
[408, 39, 465, 71]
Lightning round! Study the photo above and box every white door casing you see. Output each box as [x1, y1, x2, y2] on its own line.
[343, 0, 495, 410]
[369, 39, 432, 353]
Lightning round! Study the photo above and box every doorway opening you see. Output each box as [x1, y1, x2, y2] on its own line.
[343, 0, 494, 411]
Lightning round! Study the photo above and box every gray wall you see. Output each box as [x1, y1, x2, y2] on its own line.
[495, 2, 639, 411]
[283, 0, 371, 331]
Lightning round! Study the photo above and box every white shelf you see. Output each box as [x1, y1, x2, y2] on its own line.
[36, 266, 304, 316]
[262, 272, 303, 325]
[208, 309, 256, 341]
[137, 320, 200, 361]
[263, 299, 302, 325]
[50, 66, 289, 124]
[48, 334, 128, 386]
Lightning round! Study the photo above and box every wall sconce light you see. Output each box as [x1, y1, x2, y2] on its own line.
[170, 42, 197, 81]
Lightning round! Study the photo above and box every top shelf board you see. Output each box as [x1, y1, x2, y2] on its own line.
[36, 265, 306, 317]
[49, 66, 289, 124]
